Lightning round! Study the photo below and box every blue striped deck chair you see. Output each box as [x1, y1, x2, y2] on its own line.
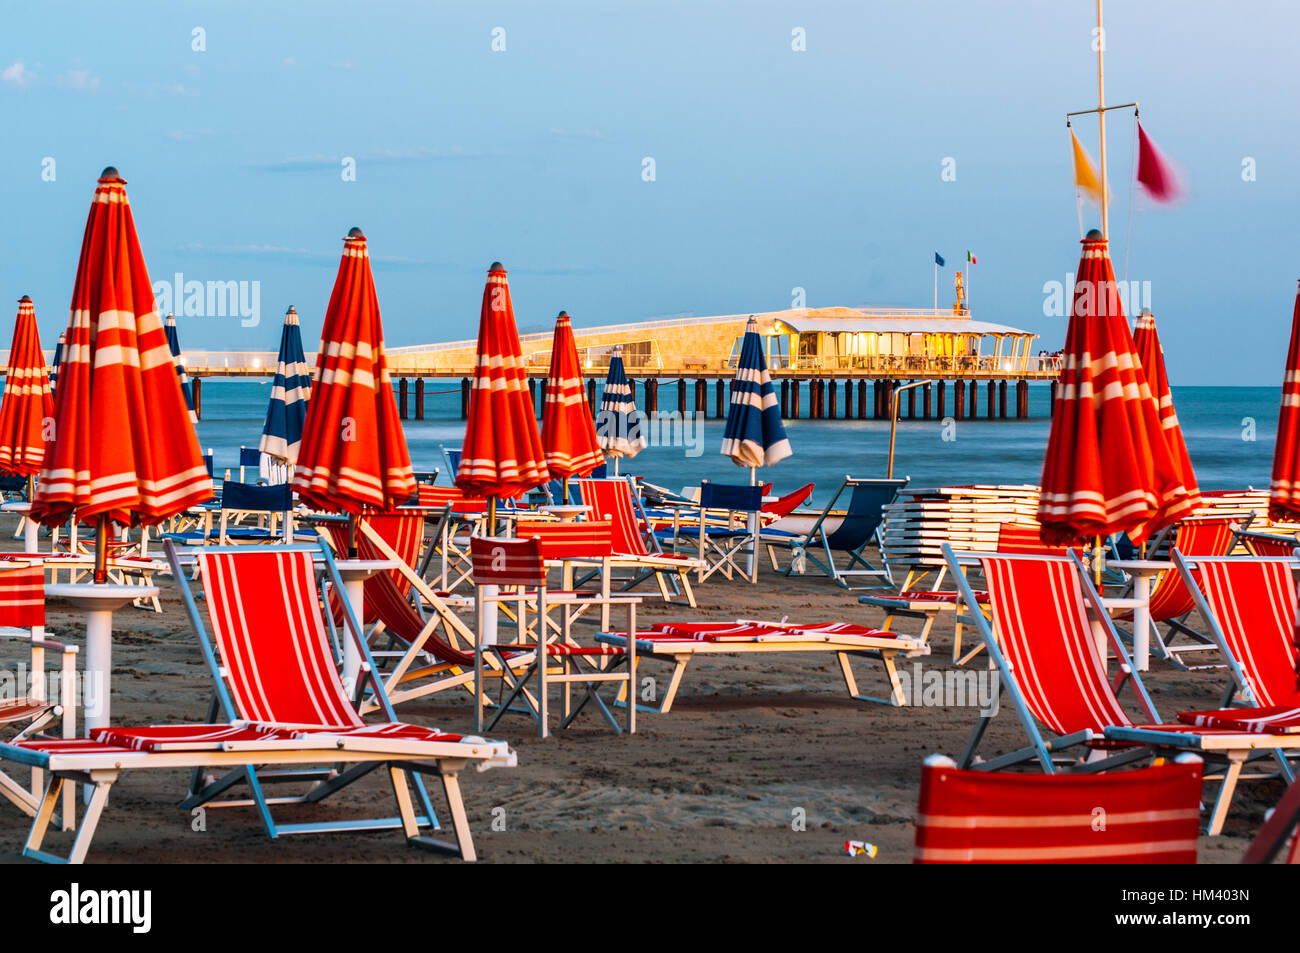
[769, 476, 907, 589]
[238, 446, 261, 483]
[440, 446, 462, 484]
[657, 481, 764, 584]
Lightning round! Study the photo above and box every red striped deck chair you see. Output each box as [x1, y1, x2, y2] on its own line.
[576, 477, 700, 608]
[1235, 529, 1300, 558]
[0, 540, 515, 864]
[0, 559, 77, 825]
[515, 519, 619, 628]
[942, 544, 1162, 773]
[1120, 517, 1236, 667]
[914, 754, 1202, 863]
[862, 522, 1071, 665]
[470, 536, 638, 738]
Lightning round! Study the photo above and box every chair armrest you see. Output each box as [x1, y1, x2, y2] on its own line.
[32, 639, 79, 654]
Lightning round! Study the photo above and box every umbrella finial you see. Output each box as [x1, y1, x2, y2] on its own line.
[18, 295, 31, 303]
[489, 261, 505, 272]
[346, 226, 365, 239]
[557, 310, 569, 319]
[99, 166, 121, 181]
[1084, 227, 1104, 241]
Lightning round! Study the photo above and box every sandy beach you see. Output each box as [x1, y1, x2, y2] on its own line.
[0, 513, 1262, 865]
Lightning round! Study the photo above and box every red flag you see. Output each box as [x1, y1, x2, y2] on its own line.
[1136, 121, 1182, 203]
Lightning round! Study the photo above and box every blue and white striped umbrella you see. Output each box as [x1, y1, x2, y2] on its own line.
[258, 305, 312, 481]
[721, 318, 791, 469]
[163, 313, 198, 423]
[49, 331, 65, 393]
[596, 347, 646, 469]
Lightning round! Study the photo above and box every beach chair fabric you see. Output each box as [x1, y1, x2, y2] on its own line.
[596, 619, 928, 710]
[668, 481, 764, 583]
[914, 755, 1201, 863]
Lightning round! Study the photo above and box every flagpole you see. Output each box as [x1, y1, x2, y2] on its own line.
[933, 261, 938, 311]
[1097, 0, 1108, 239]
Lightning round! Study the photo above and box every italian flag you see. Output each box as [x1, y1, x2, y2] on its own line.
[966, 250, 977, 265]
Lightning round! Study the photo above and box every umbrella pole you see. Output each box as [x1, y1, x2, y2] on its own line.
[93, 514, 108, 584]
[347, 512, 358, 559]
[1094, 534, 1104, 586]
[488, 497, 497, 535]
[23, 476, 36, 554]
[747, 466, 758, 582]
[562, 476, 569, 506]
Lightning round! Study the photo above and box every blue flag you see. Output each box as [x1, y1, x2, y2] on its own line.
[934, 252, 945, 267]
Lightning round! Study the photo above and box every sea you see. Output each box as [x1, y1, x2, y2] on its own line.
[195, 381, 1280, 508]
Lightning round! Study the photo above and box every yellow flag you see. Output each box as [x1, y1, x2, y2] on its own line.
[1070, 130, 1105, 203]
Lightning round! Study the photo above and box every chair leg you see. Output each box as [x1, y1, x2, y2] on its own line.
[1206, 755, 1246, 836]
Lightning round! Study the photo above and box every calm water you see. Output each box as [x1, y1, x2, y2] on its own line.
[195, 381, 1281, 508]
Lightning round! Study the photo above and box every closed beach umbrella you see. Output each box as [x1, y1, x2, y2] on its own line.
[0, 296, 55, 475]
[596, 347, 645, 474]
[30, 169, 213, 561]
[1269, 282, 1300, 520]
[163, 313, 197, 423]
[456, 262, 549, 500]
[541, 310, 603, 482]
[721, 317, 792, 471]
[1132, 309, 1198, 500]
[259, 305, 312, 481]
[1037, 230, 1197, 545]
[293, 228, 414, 513]
[49, 331, 65, 394]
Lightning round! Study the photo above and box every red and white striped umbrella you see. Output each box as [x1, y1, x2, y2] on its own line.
[457, 263, 548, 500]
[29, 170, 212, 528]
[1132, 309, 1199, 503]
[293, 228, 414, 513]
[541, 310, 603, 480]
[0, 296, 54, 476]
[1037, 231, 1198, 545]
[1269, 282, 1300, 521]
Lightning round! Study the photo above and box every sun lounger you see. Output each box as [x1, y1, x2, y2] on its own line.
[914, 754, 1202, 863]
[595, 619, 928, 711]
[860, 521, 1068, 664]
[765, 476, 907, 589]
[0, 560, 77, 827]
[0, 540, 516, 863]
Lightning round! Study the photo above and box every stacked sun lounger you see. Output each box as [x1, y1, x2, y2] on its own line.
[878, 485, 1042, 586]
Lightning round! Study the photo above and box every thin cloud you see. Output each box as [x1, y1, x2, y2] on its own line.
[56, 69, 100, 93]
[248, 145, 508, 172]
[1, 60, 35, 88]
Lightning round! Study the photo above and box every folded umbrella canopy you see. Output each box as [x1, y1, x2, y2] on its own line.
[0, 296, 55, 475]
[1269, 282, 1300, 521]
[541, 310, 603, 481]
[49, 331, 65, 394]
[1037, 230, 1198, 545]
[30, 170, 212, 546]
[1132, 309, 1199, 500]
[721, 317, 792, 470]
[293, 229, 414, 512]
[163, 313, 197, 423]
[596, 347, 646, 474]
[456, 262, 549, 500]
[259, 305, 312, 480]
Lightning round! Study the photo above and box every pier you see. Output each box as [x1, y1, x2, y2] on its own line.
[10, 305, 1061, 421]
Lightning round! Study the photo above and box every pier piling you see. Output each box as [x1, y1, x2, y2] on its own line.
[399, 378, 409, 418]
[1016, 380, 1028, 418]
[460, 378, 469, 418]
[192, 377, 202, 419]
[415, 378, 425, 420]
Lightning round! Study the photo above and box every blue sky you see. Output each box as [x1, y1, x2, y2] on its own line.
[2, 0, 1296, 383]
